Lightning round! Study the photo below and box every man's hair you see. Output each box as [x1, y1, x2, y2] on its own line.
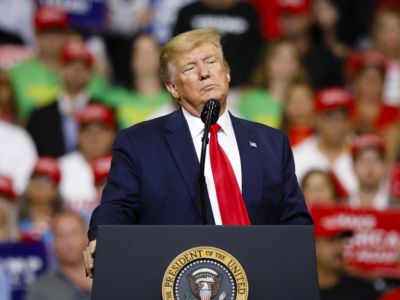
[159, 27, 228, 83]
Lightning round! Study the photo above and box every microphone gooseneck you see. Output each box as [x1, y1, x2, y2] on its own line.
[199, 99, 221, 225]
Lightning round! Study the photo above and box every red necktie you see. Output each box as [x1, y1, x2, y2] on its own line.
[209, 124, 251, 225]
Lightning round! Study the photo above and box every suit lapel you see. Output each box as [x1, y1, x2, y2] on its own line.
[231, 115, 263, 221]
[164, 109, 203, 217]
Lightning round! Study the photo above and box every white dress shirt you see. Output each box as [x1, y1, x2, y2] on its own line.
[182, 107, 242, 225]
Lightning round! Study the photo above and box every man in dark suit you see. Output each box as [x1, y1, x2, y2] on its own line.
[84, 28, 312, 277]
[27, 41, 95, 157]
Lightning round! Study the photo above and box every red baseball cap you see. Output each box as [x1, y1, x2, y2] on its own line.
[0, 174, 16, 200]
[315, 87, 353, 113]
[34, 5, 69, 31]
[91, 154, 112, 185]
[277, 0, 311, 14]
[345, 50, 387, 80]
[77, 103, 116, 128]
[61, 41, 94, 66]
[32, 157, 61, 185]
[351, 134, 385, 158]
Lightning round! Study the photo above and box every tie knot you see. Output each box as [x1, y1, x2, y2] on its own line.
[210, 124, 221, 135]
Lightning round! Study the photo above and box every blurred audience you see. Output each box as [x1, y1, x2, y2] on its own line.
[282, 79, 315, 146]
[238, 39, 306, 128]
[27, 41, 96, 158]
[104, 34, 174, 129]
[25, 212, 91, 300]
[0, 175, 19, 242]
[18, 157, 63, 247]
[371, 6, 400, 107]
[314, 223, 380, 299]
[293, 87, 358, 195]
[59, 103, 116, 215]
[346, 49, 400, 163]
[0, 119, 37, 195]
[301, 169, 343, 206]
[350, 134, 390, 209]
[0, 69, 20, 124]
[0, 0, 35, 45]
[173, 0, 264, 87]
[8, 5, 71, 122]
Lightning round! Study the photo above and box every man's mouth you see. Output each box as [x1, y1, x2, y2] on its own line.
[201, 84, 217, 92]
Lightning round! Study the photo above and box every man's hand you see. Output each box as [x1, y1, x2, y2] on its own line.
[83, 240, 96, 278]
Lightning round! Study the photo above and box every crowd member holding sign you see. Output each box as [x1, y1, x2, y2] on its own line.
[84, 28, 312, 277]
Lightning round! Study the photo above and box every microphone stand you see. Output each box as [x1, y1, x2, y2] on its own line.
[199, 99, 220, 225]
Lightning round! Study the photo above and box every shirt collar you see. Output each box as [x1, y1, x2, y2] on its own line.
[182, 105, 233, 139]
[58, 92, 90, 115]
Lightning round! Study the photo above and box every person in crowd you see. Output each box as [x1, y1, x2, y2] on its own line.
[0, 174, 19, 242]
[81, 154, 112, 226]
[346, 49, 400, 163]
[103, 33, 174, 129]
[301, 169, 345, 206]
[84, 27, 312, 277]
[0, 119, 37, 195]
[9, 5, 107, 122]
[8, 5, 71, 121]
[18, 157, 63, 247]
[25, 212, 91, 300]
[371, 6, 400, 107]
[103, 0, 152, 87]
[0, 69, 20, 124]
[238, 39, 307, 129]
[27, 41, 97, 158]
[293, 87, 358, 195]
[173, 0, 264, 87]
[59, 103, 116, 216]
[314, 219, 381, 299]
[349, 134, 391, 209]
[281, 79, 315, 146]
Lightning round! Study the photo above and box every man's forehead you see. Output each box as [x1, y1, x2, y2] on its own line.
[174, 42, 221, 65]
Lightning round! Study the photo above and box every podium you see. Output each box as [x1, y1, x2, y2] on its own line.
[91, 225, 319, 300]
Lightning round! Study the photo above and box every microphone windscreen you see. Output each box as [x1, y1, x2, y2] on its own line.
[200, 99, 221, 125]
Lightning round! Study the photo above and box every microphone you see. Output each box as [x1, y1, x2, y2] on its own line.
[200, 99, 221, 126]
[199, 99, 221, 225]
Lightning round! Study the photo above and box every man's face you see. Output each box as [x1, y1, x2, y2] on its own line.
[62, 60, 92, 94]
[165, 42, 230, 117]
[316, 236, 346, 273]
[354, 148, 386, 189]
[317, 109, 350, 147]
[53, 215, 87, 266]
[79, 123, 115, 161]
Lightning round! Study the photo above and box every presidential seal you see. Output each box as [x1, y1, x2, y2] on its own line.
[162, 246, 248, 300]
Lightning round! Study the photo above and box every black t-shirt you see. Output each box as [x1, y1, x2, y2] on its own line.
[320, 276, 381, 300]
[173, 1, 264, 87]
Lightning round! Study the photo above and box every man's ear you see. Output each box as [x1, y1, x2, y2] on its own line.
[165, 81, 180, 100]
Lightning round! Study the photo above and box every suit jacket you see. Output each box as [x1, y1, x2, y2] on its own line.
[27, 101, 66, 158]
[88, 109, 312, 240]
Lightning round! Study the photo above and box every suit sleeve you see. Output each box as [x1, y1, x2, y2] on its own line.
[88, 130, 141, 241]
[278, 134, 313, 225]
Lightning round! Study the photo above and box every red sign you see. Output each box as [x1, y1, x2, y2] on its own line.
[310, 204, 400, 278]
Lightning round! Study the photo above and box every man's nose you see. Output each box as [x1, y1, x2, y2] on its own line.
[198, 63, 210, 80]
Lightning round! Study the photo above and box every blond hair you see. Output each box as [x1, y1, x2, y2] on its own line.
[160, 27, 228, 83]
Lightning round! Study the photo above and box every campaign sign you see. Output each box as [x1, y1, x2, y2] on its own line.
[311, 204, 400, 278]
[0, 241, 48, 300]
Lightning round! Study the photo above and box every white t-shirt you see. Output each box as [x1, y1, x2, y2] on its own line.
[0, 121, 37, 195]
[293, 136, 358, 195]
[59, 151, 97, 215]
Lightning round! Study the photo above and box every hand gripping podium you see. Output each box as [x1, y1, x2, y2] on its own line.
[91, 225, 319, 300]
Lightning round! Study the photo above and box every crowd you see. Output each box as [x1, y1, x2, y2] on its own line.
[0, 0, 400, 299]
